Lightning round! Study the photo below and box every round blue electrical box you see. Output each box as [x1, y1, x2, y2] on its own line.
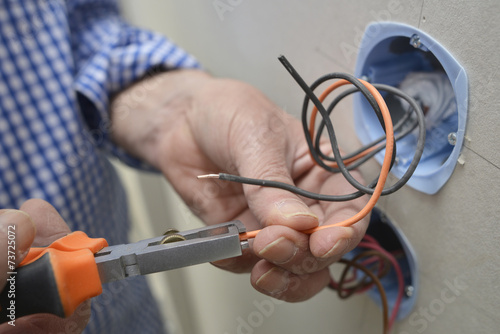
[354, 22, 468, 194]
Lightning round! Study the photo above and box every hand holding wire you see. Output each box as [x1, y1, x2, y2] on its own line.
[199, 55, 398, 239]
[197, 55, 424, 333]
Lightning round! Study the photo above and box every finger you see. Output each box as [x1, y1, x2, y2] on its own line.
[0, 210, 36, 291]
[211, 245, 260, 274]
[251, 260, 330, 302]
[309, 212, 370, 260]
[19, 199, 71, 247]
[253, 225, 331, 275]
[305, 167, 370, 259]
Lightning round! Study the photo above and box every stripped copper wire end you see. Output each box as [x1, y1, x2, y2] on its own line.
[197, 174, 220, 179]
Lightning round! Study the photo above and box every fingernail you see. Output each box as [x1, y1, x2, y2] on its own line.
[321, 238, 350, 259]
[258, 236, 298, 264]
[276, 199, 317, 219]
[0, 210, 35, 257]
[256, 267, 289, 295]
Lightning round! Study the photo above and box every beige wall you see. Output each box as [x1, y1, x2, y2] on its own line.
[115, 1, 500, 333]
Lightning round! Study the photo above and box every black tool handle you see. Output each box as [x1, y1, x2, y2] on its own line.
[0, 252, 65, 323]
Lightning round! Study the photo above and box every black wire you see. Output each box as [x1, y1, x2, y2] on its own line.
[218, 173, 356, 202]
[281, 55, 402, 196]
[214, 56, 426, 202]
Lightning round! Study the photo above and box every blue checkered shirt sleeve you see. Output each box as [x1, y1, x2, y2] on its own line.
[69, 0, 200, 168]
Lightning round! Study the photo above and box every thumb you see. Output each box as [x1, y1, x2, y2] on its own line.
[237, 154, 319, 232]
[19, 199, 71, 247]
[245, 183, 318, 231]
[235, 116, 318, 231]
[0, 210, 36, 291]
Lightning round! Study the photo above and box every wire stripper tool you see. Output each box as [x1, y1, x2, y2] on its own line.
[0, 221, 248, 321]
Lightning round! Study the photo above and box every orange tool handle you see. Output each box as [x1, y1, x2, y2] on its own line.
[0, 232, 108, 321]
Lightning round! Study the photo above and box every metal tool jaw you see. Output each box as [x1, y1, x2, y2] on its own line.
[94, 221, 248, 283]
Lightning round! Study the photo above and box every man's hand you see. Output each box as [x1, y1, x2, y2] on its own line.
[111, 69, 369, 302]
[0, 199, 90, 333]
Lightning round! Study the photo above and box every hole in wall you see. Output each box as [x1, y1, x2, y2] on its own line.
[354, 22, 468, 194]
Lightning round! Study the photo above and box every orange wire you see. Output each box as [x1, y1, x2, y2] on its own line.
[239, 79, 393, 241]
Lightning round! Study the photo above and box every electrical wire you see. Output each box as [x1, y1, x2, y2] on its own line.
[358, 240, 405, 329]
[314, 87, 418, 168]
[307, 82, 426, 196]
[331, 250, 391, 297]
[336, 255, 390, 334]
